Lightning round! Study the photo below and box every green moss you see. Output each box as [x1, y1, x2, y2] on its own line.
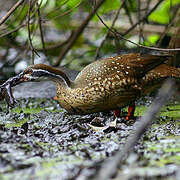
[151, 155, 180, 166]
[12, 107, 43, 114]
[126, 103, 180, 118]
[5, 118, 28, 128]
[164, 147, 180, 153]
[160, 105, 180, 118]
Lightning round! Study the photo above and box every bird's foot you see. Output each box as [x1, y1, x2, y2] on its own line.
[113, 105, 136, 124]
[125, 105, 135, 121]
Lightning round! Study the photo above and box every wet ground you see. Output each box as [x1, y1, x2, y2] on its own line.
[0, 82, 180, 180]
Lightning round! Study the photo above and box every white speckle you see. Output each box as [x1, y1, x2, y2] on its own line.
[112, 82, 115, 88]
[100, 87, 104, 92]
[115, 75, 120, 79]
[134, 85, 137, 87]
[94, 78, 97, 81]
[125, 71, 129, 74]
[137, 58, 141, 60]
[112, 61, 115, 64]
[112, 68, 114, 71]
[108, 77, 111, 80]
[95, 87, 99, 91]
[108, 68, 110, 70]
[120, 65, 124, 67]
[127, 78, 130, 83]
[114, 67, 117, 69]
[108, 81, 111, 85]
[98, 77, 102, 80]
[118, 57, 121, 59]
[127, 66, 130, 69]
[117, 62, 119, 65]
[117, 70, 120, 73]
[104, 65, 107, 68]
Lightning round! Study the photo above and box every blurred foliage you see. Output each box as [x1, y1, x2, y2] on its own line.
[0, 0, 179, 76]
[149, 0, 180, 24]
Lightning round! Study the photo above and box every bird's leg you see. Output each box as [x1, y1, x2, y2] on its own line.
[113, 109, 121, 118]
[126, 103, 135, 120]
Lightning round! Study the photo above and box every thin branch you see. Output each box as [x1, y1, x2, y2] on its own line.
[45, 0, 69, 17]
[0, 2, 44, 39]
[46, 1, 82, 21]
[157, 5, 179, 47]
[0, 0, 24, 26]
[95, 79, 176, 180]
[124, 1, 134, 25]
[94, 0, 125, 60]
[0, 23, 26, 38]
[27, 0, 40, 64]
[36, 32, 74, 51]
[96, 13, 180, 52]
[37, 2, 46, 56]
[54, 0, 106, 67]
[27, 0, 35, 64]
[1, 0, 27, 32]
[122, 0, 164, 36]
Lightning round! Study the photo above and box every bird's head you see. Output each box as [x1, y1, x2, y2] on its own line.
[22, 65, 49, 82]
[19, 64, 71, 86]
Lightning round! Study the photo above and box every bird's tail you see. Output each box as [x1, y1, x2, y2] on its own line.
[150, 64, 180, 79]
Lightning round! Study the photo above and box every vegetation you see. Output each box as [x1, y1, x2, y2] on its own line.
[0, 0, 180, 179]
[0, 0, 180, 77]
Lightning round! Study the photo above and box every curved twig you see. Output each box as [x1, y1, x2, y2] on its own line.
[94, 0, 126, 60]
[96, 13, 180, 52]
[54, 0, 105, 67]
[0, 0, 24, 26]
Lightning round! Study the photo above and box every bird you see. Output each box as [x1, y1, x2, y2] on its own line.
[15, 53, 180, 120]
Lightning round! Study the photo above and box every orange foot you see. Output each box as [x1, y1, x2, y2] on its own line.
[113, 104, 135, 120]
[126, 105, 135, 120]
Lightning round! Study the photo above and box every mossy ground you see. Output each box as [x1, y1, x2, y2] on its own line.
[0, 98, 179, 179]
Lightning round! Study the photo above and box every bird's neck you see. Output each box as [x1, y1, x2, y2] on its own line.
[31, 64, 73, 89]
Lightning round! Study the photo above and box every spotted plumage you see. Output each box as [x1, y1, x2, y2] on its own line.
[21, 53, 180, 115]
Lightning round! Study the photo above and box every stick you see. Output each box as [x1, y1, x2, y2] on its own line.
[54, 0, 105, 67]
[0, 0, 24, 26]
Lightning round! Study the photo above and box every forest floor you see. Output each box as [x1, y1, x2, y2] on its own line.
[0, 83, 180, 180]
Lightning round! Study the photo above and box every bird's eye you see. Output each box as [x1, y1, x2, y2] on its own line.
[24, 69, 33, 74]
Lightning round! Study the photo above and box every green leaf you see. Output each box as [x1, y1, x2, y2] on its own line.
[149, 0, 180, 24]
[99, 0, 120, 14]
[145, 34, 160, 46]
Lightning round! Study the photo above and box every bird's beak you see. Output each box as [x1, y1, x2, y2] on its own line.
[9, 70, 34, 86]
[12, 72, 28, 85]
